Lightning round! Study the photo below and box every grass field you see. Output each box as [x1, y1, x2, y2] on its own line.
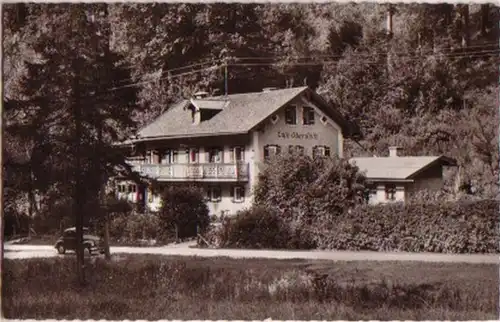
[3, 255, 498, 320]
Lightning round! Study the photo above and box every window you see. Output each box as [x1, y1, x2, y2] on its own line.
[285, 105, 297, 124]
[127, 185, 137, 193]
[207, 186, 222, 202]
[385, 184, 396, 201]
[145, 152, 152, 164]
[63, 230, 76, 238]
[208, 147, 223, 163]
[162, 149, 178, 164]
[186, 148, 199, 163]
[320, 115, 328, 125]
[288, 145, 305, 156]
[230, 146, 245, 162]
[303, 106, 315, 125]
[264, 144, 281, 160]
[364, 185, 377, 203]
[231, 186, 245, 203]
[313, 145, 331, 157]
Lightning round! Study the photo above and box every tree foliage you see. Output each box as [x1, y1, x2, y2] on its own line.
[3, 3, 498, 237]
[255, 154, 367, 228]
[158, 185, 210, 241]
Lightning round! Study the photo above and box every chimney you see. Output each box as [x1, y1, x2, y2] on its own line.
[193, 91, 209, 99]
[388, 146, 400, 157]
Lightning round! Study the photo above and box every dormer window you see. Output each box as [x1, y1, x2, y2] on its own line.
[285, 105, 297, 124]
[303, 106, 315, 125]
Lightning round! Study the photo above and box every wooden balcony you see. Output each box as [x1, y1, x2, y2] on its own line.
[130, 162, 250, 182]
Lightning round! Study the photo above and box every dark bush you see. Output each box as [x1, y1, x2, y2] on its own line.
[158, 185, 210, 242]
[215, 206, 315, 249]
[109, 212, 160, 244]
[314, 199, 499, 253]
[220, 207, 289, 249]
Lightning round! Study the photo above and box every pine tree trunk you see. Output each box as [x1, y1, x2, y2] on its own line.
[104, 213, 111, 259]
[100, 3, 112, 261]
[72, 54, 86, 286]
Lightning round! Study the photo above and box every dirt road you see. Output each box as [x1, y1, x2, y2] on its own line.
[4, 244, 498, 263]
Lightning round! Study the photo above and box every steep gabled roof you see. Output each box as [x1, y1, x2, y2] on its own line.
[350, 156, 457, 182]
[128, 86, 353, 143]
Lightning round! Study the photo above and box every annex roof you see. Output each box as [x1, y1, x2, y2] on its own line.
[126, 86, 353, 143]
[349, 156, 457, 182]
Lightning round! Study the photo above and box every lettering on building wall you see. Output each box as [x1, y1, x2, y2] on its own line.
[277, 131, 319, 140]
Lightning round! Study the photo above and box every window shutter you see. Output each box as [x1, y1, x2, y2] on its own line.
[276, 145, 281, 155]
[264, 145, 269, 160]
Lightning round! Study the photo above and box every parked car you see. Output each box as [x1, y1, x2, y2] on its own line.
[54, 227, 105, 255]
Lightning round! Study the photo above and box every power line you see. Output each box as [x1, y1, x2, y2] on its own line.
[231, 47, 500, 63]
[107, 64, 222, 92]
[229, 51, 500, 68]
[92, 48, 498, 95]
[115, 59, 221, 84]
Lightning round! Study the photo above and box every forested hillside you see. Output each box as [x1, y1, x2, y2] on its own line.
[3, 3, 499, 232]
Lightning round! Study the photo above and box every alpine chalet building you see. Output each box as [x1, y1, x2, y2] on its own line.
[116, 86, 354, 216]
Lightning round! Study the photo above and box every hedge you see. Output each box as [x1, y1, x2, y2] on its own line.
[109, 212, 160, 245]
[205, 207, 315, 249]
[207, 200, 499, 254]
[314, 199, 499, 253]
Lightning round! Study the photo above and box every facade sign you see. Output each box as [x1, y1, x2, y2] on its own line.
[277, 131, 319, 140]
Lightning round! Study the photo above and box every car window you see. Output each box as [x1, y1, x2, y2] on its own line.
[64, 231, 76, 238]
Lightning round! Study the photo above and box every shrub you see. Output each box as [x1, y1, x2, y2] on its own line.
[314, 199, 499, 253]
[214, 206, 315, 249]
[219, 207, 289, 249]
[158, 185, 210, 242]
[255, 154, 366, 231]
[109, 212, 160, 244]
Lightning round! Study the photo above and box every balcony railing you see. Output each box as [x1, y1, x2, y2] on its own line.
[130, 162, 249, 181]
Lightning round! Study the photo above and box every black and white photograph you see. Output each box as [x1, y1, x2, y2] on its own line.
[2, 1, 499, 321]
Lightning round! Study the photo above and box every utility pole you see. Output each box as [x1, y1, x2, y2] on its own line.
[480, 4, 489, 37]
[386, 5, 394, 38]
[386, 5, 395, 81]
[458, 4, 470, 48]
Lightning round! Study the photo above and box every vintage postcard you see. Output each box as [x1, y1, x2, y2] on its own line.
[2, 1, 499, 321]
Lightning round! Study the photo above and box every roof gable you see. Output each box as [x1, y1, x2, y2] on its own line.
[135, 87, 308, 140]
